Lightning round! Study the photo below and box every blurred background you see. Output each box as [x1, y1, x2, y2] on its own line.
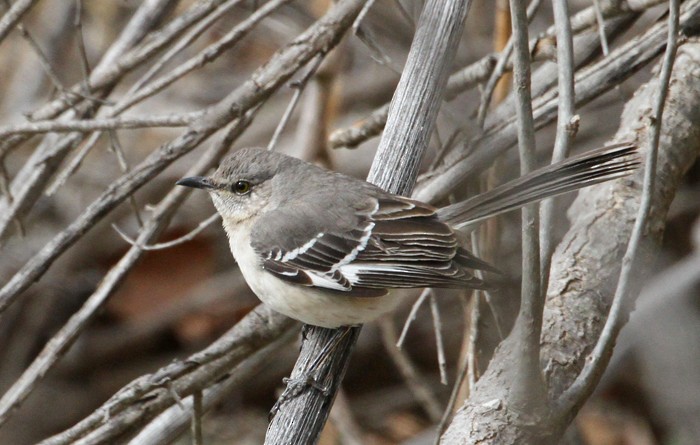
[0, 0, 698, 444]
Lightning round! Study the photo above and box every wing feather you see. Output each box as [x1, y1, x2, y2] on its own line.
[253, 194, 494, 295]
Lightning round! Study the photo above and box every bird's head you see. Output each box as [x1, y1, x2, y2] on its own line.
[176, 147, 292, 223]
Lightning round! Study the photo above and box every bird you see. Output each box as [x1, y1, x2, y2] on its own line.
[176, 143, 639, 328]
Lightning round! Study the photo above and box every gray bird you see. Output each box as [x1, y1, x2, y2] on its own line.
[177, 143, 639, 328]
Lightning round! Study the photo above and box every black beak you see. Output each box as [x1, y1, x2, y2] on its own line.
[176, 176, 215, 190]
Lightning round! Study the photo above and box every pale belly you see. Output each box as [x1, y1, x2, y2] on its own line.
[227, 227, 400, 328]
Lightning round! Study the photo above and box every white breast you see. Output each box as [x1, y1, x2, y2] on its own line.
[225, 221, 400, 328]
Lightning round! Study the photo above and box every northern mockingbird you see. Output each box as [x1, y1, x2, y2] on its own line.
[177, 143, 638, 328]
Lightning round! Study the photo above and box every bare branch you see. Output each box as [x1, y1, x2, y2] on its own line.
[592, 0, 611, 56]
[115, 0, 294, 115]
[476, 0, 542, 130]
[267, 54, 325, 151]
[397, 288, 431, 347]
[125, 0, 248, 98]
[0, 0, 182, 241]
[126, 333, 291, 445]
[0, 0, 39, 44]
[0, 114, 193, 138]
[540, 0, 576, 289]
[380, 318, 442, 422]
[506, 0, 545, 412]
[429, 293, 448, 385]
[112, 213, 221, 251]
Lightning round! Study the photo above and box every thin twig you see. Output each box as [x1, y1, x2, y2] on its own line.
[191, 391, 203, 445]
[353, 0, 402, 74]
[108, 130, 144, 227]
[592, 0, 610, 56]
[476, 0, 542, 129]
[126, 0, 247, 97]
[540, 0, 576, 290]
[267, 54, 325, 151]
[4, 4, 108, 107]
[74, 0, 92, 96]
[328, 391, 367, 445]
[467, 293, 481, 391]
[429, 293, 448, 385]
[112, 213, 221, 251]
[556, 0, 680, 415]
[508, 0, 544, 407]
[379, 318, 443, 423]
[45, 131, 103, 195]
[397, 288, 431, 348]
[435, 293, 479, 443]
[467, 229, 485, 390]
[0, 0, 40, 46]
[352, 0, 378, 33]
[392, 0, 415, 27]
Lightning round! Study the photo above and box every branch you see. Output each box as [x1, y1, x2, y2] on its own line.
[0, 0, 38, 44]
[540, 0, 576, 288]
[505, 0, 545, 413]
[115, 0, 294, 115]
[0, 114, 194, 138]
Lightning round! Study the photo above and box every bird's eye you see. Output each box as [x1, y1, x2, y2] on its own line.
[232, 180, 251, 195]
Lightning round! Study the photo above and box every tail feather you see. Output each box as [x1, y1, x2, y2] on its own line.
[438, 142, 640, 229]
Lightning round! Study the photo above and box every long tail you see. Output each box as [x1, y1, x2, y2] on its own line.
[437, 142, 640, 229]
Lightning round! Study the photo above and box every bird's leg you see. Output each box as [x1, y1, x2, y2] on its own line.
[269, 325, 356, 418]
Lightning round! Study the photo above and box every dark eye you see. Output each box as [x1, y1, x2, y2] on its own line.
[232, 180, 251, 195]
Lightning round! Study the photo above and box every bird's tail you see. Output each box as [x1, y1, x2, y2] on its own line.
[437, 142, 640, 229]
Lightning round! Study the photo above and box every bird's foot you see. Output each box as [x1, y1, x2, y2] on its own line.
[269, 372, 330, 419]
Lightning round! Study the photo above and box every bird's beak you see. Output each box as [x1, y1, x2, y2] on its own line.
[176, 176, 216, 190]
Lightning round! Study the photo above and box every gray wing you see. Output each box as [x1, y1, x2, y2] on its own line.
[251, 192, 491, 297]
